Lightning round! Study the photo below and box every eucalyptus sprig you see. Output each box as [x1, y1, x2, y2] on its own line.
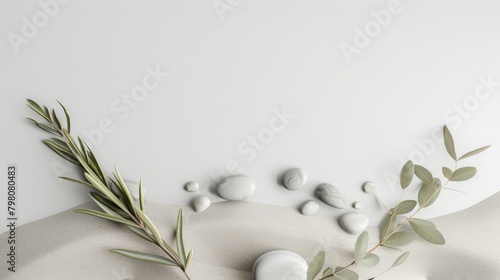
[27, 100, 193, 280]
[308, 125, 490, 280]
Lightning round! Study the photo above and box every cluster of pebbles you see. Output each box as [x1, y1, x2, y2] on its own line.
[183, 168, 379, 235]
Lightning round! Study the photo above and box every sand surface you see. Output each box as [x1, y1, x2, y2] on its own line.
[1, 192, 499, 280]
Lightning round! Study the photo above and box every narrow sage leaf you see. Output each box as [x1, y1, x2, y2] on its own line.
[358, 253, 380, 267]
[124, 224, 155, 243]
[354, 231, 369, 263]
[391, 251, 410, 268]
[414, 165, 433, 185]
[450, 167, 477, 181]
[110, 249, 177, 266]
[418, 183, 440, 208]
[139, 179, 145, 211]
[443, 125, 457, 160]
[307, 251, 325, 280]
[442, 167, 453, 179]
[176, 209, 187, 265]
[458, 145, 490, 161]
[56, 100, 71, 133]
[74, 209, 139, 228]
[383, 231, 417, 247]
[185, 250, 193, 269]
[409, 218, 436, 229]
[400, 160, 414, 189]
[323, 267, 333, 278]
[393, 200, 417, 215]
[409, 219, 445, 245]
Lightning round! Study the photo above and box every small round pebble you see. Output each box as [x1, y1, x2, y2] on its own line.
[352, 202, 362, 209]
[339, 213, 369, 234]
[299, 200, 319, 215]
[185, 181, 199, 192]
[192, 195, 211, 212]
[283, 168, 308, 190]
[363, 181, 378, 194]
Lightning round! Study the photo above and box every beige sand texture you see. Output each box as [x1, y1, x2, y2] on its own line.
[1, 192, 499, 280]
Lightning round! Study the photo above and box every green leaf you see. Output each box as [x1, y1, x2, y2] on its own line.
[379, 213, 397, 242]
[354, 231, 369, 263]
[450, 167, 477, 181]
[410, 219, 445, 245]
[400, 161, 414, 189]
[358, 253, 379, 267]
[391, 251, 410, 268]
[383, 231, 417, 247]
[56, 100, 71, 133]
[414, 165, 433, 185]
[442, 167, 453, 179]
[307, 251, 325, 280]
[60, 176, 94, 188]
[74, 209, 139, 228]
[418, 182, 440, 208]
[185, 249, 193, 269]
[323, 267, 334, 279]
[139, 179, 145, 211]
[334, 268, 359, 280]
[393, 200, 417, 215]
[43, 140, 80, 165]
[27, 99, 51, 122]
[443, 125, 457, 161]
[51, 109, 62, 130]
[110, 249, 177, 266]
[458, 145, 490, 161]
[124, 224, 155, 243]
[176, 209, 187, 265]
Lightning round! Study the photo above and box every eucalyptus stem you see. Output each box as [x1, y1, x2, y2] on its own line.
[310, 125, 490, 280]
[27, 100, 193, 280]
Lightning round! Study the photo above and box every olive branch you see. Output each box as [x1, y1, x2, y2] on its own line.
[26, 99, 193, 280]
[307, 126, 490, 280]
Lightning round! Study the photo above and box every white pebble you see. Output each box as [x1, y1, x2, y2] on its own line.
[353, 202, 362, 209]
[185, 181, 199, 192]
[192, 195, 211, 212]
[253, 250, 308, 280]
[339, 213, 369, 234]
[217, 175, 256, 200]
[363, 181, 378, 194]
[316, 183, 347, 209]
[283, 168, 308, 190]
[300, 200, 319, 215]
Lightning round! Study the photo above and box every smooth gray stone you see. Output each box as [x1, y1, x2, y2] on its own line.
[300, 200, 319, 215]
[185, 181, 199, 192]
[193, 195, 211, 212]
[253, 250, 308, 280]
[316, 183, 347, 209]
[283, 168, 308, 190]
[339, 213, 369, 234]
[217, 175, 256, 201]
[352, 202, 362, 209]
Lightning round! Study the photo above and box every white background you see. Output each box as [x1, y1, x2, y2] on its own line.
[1, 0, 499, 232]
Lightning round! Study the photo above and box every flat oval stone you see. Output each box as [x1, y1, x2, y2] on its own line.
[185, 181, 199, 192]
[283, 168, 308, 190]
[316, 183, 347, 209]
[300, 200, 319, 215]
[217, 175, 256, 201]
[363, 181, 378, 194]
[253, 250, 308, 280]
[339, 213, 369, 234]
[192, 195, 210, 212]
